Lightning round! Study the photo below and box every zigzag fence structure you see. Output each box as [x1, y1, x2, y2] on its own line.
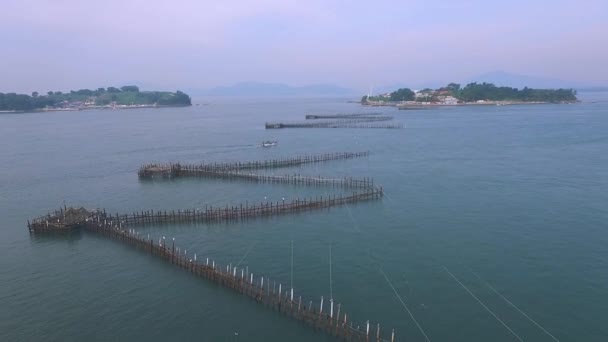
[28, 151, 395, 341]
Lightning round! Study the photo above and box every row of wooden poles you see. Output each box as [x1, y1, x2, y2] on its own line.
[83, 213, 394, 342]
[139, 151, 370, 177]
[265, 118, 396, 129]
[265, 113, 404, 130]
[141, 166, 376, 190]
[108, 189, 382, 227]
[305, 113, 382, 119]
[314, 123, 403, 129]
[271, 116, 395, 125]
[171, 172, 375, 189]
[28, 187, 383, 232]
[265, 123, 403, 129]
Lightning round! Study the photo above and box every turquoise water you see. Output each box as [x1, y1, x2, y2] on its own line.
[1, 94, 607, 341]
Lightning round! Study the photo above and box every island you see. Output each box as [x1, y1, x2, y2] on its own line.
[0, 85, 191, 112]
[361, 82, 578, 107]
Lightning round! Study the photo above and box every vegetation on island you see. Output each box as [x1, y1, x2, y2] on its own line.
[388, 88, 415, 102]
[457, 83, 577, 102]
[0, 85, 191, 111]
[362, 82, 578, 105]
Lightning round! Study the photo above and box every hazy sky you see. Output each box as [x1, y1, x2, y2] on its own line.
[1, 0, 607, 93]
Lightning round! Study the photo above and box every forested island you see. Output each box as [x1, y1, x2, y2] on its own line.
[0, 86, 191, 112]
[362, 82, 578, 106]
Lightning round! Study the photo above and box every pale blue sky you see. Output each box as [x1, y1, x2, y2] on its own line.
[1, 0, 606, 93]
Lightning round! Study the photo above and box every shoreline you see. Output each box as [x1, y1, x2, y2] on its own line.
[0, 104, 191, 114]
[362, 100, 578, 108]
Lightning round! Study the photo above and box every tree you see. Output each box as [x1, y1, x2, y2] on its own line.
[155, 90, 191, 106]
[390, 88, 415, 102]
[446, 83, 461, 96]
[0, 88, 192, 110]
[120, 85, 139, 92]
[361, 95, 368, 104]
[446, 83, 460, 91]
[457, 82, 576, 102]
[76, 89, 93, 96]
[107, 87, 121, 93]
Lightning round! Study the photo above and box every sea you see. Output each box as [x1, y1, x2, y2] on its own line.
[1, 93, 607, 342]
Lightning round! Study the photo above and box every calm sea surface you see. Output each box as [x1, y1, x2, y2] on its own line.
[1, 93, 607, 341]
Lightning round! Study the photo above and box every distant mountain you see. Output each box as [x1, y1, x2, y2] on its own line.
[195, 82, 355, 97]
[465, 71, 583, 89]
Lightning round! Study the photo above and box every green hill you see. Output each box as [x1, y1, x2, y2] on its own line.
[0, 86, 191, 111]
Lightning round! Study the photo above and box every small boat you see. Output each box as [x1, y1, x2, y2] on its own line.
[262, 140, 278, 147]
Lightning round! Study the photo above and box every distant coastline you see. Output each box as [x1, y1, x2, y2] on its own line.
[0, 85, 192, 113]
[0, 103, 190, 114]
[368, 100, 574, 109]
[362, 82, 578, 107]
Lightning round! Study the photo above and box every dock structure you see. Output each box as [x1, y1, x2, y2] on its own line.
[265, 123, 403, 129]
[304, 115, 393, 121]
[27, 206, 94, 233]
[266, 122, 404, 129]
[397, 105, 434, 110]
[28, 151, 394, 341]
[266, 113, 403, 130]
[323, 123, 403, 129]
[266, 117, 394, 130]
[305, 112, 383, 119]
